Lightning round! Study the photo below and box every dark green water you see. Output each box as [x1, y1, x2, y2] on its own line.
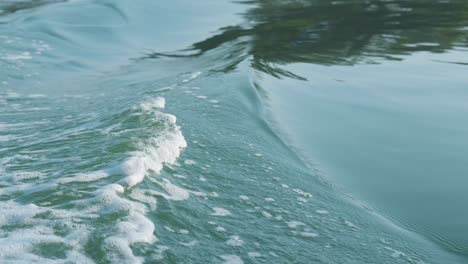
[1, 0, 467, 263]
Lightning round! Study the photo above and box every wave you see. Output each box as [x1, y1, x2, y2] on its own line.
[0, 93, 189, 263]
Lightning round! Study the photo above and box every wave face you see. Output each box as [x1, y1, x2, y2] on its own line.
[1, 0, 467, 263]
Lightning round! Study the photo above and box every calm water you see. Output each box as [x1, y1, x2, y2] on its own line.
[1, 0, 467, 263]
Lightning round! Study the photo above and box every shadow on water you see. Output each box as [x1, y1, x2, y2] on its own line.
[143, 0, 468, 80]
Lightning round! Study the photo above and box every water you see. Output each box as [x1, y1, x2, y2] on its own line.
[0, 0, 467, 263]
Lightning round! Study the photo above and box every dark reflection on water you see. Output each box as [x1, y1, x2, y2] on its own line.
[145, 0, 468, 79]
[0, 0, 65, 16]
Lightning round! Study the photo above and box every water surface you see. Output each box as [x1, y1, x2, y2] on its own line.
[1, 0, 467, 263]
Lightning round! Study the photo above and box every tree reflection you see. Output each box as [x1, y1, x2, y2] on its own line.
[145, 0, 468, 79]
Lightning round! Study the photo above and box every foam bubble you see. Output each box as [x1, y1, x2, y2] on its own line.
[344, 220, 357, 229]
[300, 232, 319, 238]
[292, 189, 312, 198]
[384, 246, 406, 258]
[239, 195, 249, 201]
[25, 94, 47, 99]
[182, 71, 202, 83]
[58, 170, 110, 184]
[287, 221, 305, 228]
[164, 226, 175, 232]
[226, 235, 244, 247]
[220, 255, 244, 264]
[140, 97, 165, 111]
[2, 51, 32, 61]
[297, 197, 307, 203]
[180, 240, 197, 247]
[261, 211, 272, 218]
[160, 179, 190, 201]
[215, 226, 226, 232]
[210, 207, 231, 216]
[248, 252, 261, 258]
[0, 202, 93, 263]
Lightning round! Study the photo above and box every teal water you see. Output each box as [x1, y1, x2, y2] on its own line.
[1, 1, 467, 263]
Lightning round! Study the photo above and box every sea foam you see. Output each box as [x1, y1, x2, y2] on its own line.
[0, 96, 187, 263]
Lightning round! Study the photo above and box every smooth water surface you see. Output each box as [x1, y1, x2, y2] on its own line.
[1, 0, 467, 263]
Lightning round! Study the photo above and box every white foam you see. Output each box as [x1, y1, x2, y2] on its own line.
[287, 221, 305, 228]
[121, 118, 187, 188]
[0, 202, 93, 263]
[210, 207, 231, 216]
[239, 195, 249, 201]
[27, 94, 47, 98]
[180, 240, 197, 247]
[159, 179, 190, 201]
[164, 226, 175, 232]
[297, 197, 307, 203]
[316, 209, 329, 215]
[215, 226, 226, 232]
[300, 232, 319, 238]
[0, 97, 188, 263]
[384, 246, 406, 258]
[93, 185, 156, 263]
[344, 220, 357, 229]
[140, 97, 165, 111]
[292, 188, 312, 198]
[265, 197, 274, 202]
[190, 191, 207, 197]
[220, 255, 244, 264]
[128, 189, 157, 211]
[226, 235, 244, 247]
[9, 171, 43, 181]
[248, 252, 261, 258]
[2, 51, 32, 61]
[182, 71, 202, 83]
[58, 170, 110, 184]
[261, 211, 272, 218]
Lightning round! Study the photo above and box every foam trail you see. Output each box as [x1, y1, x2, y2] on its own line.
[0, 96, 187, 264]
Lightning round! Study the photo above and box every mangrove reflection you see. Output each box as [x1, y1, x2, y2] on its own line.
[145, 0, 468, 79]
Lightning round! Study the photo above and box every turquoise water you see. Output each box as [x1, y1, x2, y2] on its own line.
[1, 1, 467, 263]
